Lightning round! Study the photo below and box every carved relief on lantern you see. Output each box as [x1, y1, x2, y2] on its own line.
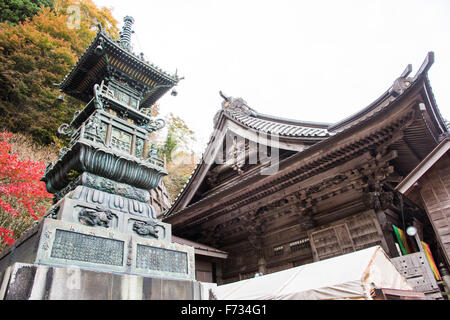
[84, 115, 107, 146]
[110, 128, 132, 154]
[135, 137, 145, 158]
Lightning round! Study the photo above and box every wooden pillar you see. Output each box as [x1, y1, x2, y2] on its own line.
[215, 261, 224, 285]
[257, 254, 267, 275]
[375, 209, 401, 258]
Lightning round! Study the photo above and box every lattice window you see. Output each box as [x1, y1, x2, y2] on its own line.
[108, 85, 139, 109]
[129, 96, 139, 109]
[309, 210, 383, 261]
[111, 128, 132, 154]
[290, 238, 310, 253]
[273, 245, 284, 257]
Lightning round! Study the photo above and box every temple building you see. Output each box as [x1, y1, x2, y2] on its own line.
[163, 52, 449, 296]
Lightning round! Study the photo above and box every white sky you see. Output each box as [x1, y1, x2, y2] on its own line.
[93, 0, 450, 153]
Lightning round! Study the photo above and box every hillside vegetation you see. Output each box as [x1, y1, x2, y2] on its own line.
[0, 0, 118, 145]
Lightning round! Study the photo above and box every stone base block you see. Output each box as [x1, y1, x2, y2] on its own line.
[0, 263, 202, 300]
[53, 185, 172, 243]
[0, 219, 195, 282]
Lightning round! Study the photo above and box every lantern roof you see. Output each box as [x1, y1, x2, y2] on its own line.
[58, 17, 181, 108]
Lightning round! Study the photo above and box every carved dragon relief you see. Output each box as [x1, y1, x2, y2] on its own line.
[362, 187, 395, 211]
[137, 117, 166, 134]
[78, 206, 115, 228]
[77, 205, 164, 239]
[132, 220, 162, 239]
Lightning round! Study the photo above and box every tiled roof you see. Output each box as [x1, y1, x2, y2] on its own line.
[219, 95, 331, 138]
[172, 236, 228, 258]
[58, 28, 180, 107]
[226, 110, 330, 138]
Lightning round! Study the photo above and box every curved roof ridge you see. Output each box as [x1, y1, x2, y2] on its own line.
[329, 52, 435, 132]
[254, 112, 332, 129]
[224, 109, 331, 138]
[219, 93, 331, 138]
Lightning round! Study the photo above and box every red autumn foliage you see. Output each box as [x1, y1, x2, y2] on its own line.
[0, 131, 52, 247]
[0, 227, 14, 246]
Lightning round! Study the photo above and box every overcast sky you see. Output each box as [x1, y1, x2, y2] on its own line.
[93, 0, 450, 153]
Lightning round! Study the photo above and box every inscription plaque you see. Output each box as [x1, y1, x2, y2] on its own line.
[51, 230, 124, 266]
[136, 245, 188, 274]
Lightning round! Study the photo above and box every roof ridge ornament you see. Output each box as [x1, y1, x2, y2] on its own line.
[219, 91, 257, 117]
[389, 64, 414, 98]
[96, 22, 103, 32]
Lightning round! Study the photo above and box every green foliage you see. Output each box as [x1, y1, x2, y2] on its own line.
[160, 113, 195, 163]
[0, 0, 54, 25]
[0, 0, 118, 145]
[163, 151, 198, 201]
[161, 130, 178, 163]
[157, 113, 197, 200]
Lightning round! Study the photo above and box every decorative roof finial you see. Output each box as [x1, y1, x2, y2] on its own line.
[219, 91, 230, 102]
[219, 91, 255, 116]
[119, 16, 135, 51]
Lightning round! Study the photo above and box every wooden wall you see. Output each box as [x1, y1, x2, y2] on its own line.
[195, 257, 214, 283]
[418, 152, 450, 266]
[308, 210, 386, 262]
[219, 209, 393, 283]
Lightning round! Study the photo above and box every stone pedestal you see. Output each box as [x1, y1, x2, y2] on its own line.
[0, 263, 202, 300]
[0, 214, 198, 300]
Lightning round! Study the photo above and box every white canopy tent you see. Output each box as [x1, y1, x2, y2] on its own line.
[212, 246, 413, 300]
